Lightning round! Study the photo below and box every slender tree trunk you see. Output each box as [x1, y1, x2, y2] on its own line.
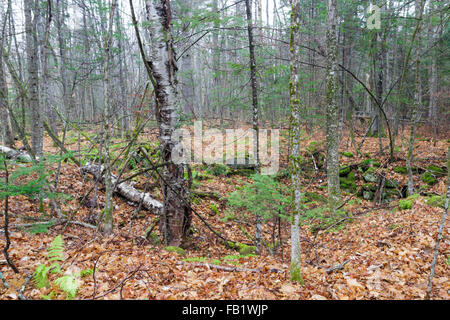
[24, 0, 43, 157]
[289, 0, 304, 285]
[406, 0, 424, 196]
[245, 0, 261, 254]
[180, 0, 195, 117]
[115, 6, 129, 137]
[426, 146, 450, 299]
[0, 11, 14, 147]
[325, 0, 340, 214]
[55, 0, 70, 119]
[101, 0, 117, 236]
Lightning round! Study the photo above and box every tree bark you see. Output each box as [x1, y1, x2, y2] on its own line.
[24, 0, 43, 157]
[325, 0, 340, 214]
[288, 0, 304, 284]
[144, 0, 191, 247]
[81, 163, 163, 214]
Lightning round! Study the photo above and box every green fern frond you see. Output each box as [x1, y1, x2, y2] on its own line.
[48, 235, 64, 262]
[33, 264, 51, 288]
[49, 262, 62, 274]
[54, 275, 79, 300]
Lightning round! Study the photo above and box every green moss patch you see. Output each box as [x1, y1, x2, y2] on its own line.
[422, 172, 438, 185]
[425, 195, 446, 208]
[393, 166, 407, 174]
[340, 151, 354, 158]
[164, 246, 186, 256]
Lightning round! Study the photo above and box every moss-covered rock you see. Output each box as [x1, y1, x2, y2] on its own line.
[363, 191, 374, 200]
[422, 172, 438, 185]
[398, 199, 413, 210]
[348, 171, 356, 181]
[339, 166, 351, 176]
[385, 179, 400, 189]
[362, 183, 377, 192]
[399, 194, 420, 210]
[340, 175, 357, 192]
[363, 167, 377, 183]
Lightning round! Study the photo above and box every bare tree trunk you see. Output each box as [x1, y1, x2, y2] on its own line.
[101, 0, 117, 236]
[406, 0, 424, 196]
[245, 0, 261, 255]
[37, 0, 55, 136]
[325, 0, 340, 214]
[115, 6, 130, 137]
[289, 0, 304, 284]
[179, 0, 195, 117]
[55, 0, 70, 119]
[24, 0, 43, 157]
[426, 146, 450, 299]
[0, 10, 14, 147]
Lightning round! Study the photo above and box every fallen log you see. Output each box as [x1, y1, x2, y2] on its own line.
[81, 162, 163, 214]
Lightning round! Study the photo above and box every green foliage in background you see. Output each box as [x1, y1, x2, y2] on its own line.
[227, 174, 290, 222]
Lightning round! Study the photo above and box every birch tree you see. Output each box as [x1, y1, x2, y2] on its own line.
[143, 0, 191, 247]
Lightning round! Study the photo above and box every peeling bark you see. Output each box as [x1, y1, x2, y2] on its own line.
[144, 0, 191, 246]
[81, 163, 163, 214]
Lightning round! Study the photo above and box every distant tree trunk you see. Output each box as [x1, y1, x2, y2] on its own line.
[406, 0, 424, 196]
[211, 0, 220, 120]
[180, 0, 195, 117]
[288, 0, 304, 284]
[38, 0, 55, 136]
[325, 0, 340, 214]
[428, 4, 440, 145]
[0, 11, 14, 147]
[429, 52, 438, 144]
[24, 0, 43, 157]
[115, 7, 130, 137]
[144, 0, 191, 247]
[55, 0, 70, 119]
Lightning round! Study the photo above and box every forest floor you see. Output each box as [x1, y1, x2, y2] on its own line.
[0, 123, 449, 300]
